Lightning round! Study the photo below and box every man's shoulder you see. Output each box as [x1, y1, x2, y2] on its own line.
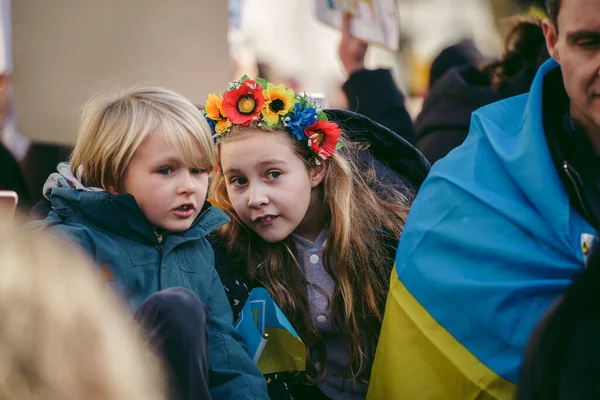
[471, 59, 559, 142]
[473, 93, 529, 131]
[427, 92, 532, 179]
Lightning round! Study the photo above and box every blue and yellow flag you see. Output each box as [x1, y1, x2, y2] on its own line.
[236, 288, 306, 375]
[367, 59, 597, 399]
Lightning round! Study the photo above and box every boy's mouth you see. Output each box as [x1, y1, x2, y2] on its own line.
[172, 203, 195, 218]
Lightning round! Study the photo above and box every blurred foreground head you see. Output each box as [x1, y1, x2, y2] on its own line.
[0, 214, 165, 400]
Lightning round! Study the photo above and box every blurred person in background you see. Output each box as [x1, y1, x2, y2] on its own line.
[366, 0, 599, 397]
[339, 13, 418, 144]
[427, 40, 485, 90]
[415, 16, 549, 164]
[0, 214, 164, 400]
[0, 73, 31, 210]
[339, 13, 549, 165]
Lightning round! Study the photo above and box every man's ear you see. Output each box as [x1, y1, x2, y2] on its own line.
[543, 19, 560, 62]
[309, 161, 327, 188]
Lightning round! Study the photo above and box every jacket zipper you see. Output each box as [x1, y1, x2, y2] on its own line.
[563, 161, 594, 222]
[155, 204, 212, 290]
[191, 204, 212, 229]
[156, 242, 163, 290]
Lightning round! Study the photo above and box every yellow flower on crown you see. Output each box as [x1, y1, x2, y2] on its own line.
[205, 93, 232, 134]
[261, 83, 297, 127]
[205, 93, 224, 120]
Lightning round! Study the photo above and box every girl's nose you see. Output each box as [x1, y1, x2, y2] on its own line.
[247, 184, 269, 208]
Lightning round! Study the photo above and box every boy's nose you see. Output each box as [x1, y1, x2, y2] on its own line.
[177, 171, 196, 195]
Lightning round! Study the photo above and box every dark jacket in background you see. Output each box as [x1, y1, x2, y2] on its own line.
[0, 143, 31, 210]
[414, 66, 503, 164]
[428, 40, 485, 88]
[416, 65, 538, 165]
[342, 68, 417, 145]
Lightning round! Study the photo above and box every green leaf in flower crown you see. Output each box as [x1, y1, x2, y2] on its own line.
[255, 78, 269, 89]
[240, 74, 250, 82]
[336, 141, 344, 150]
[318, 112, 328, 121]
[298, 98, 308, 109]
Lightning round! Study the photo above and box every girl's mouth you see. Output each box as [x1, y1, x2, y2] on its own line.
[255, 215, 278, 226]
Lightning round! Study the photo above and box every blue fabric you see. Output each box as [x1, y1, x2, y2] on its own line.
[40, 187, 269, 400]
[396, 59, 597, 383]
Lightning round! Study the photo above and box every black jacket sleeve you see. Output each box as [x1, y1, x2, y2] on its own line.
[342, 68, 416, 144]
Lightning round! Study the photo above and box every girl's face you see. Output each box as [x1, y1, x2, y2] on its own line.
[220, 130, 325, 243]
[114, 130, 209, 232]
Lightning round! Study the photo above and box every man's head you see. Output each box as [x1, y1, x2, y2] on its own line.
[543, 0, 600, 148]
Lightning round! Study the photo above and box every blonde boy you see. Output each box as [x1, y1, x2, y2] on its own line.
[39, 87, 269, 400]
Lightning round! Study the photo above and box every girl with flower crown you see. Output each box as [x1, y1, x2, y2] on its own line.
[205, 76, 427, 399]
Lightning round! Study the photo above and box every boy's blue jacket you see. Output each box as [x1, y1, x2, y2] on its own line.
[41, 187, 269, 400]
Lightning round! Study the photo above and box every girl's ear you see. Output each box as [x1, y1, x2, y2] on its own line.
[309, 161, 327, 188]
[107, 186, 119, 195]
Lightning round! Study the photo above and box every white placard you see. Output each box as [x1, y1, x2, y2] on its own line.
[315, 0, 400, 51]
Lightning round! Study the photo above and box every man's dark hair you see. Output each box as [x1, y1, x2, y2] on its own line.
[546, 0, 560, 28]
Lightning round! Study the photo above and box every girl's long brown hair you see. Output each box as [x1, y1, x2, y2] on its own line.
[210, 127, 412, 382]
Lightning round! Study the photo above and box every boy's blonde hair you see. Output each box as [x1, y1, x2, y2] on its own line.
[0, 215, 165, 400]
[71, 87, 215, 191]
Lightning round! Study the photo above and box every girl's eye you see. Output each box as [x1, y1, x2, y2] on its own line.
[266, 171, 281, 180]
[230, 177, 248, 187]
[158, 167, 173, 176]
[191, 168, 206, 174]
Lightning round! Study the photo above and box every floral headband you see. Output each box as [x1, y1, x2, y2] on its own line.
[203, 75, 342, 164]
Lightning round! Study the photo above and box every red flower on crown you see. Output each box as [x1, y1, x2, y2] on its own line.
[304, 121, 342, 160]
[221, 79, 265, 126]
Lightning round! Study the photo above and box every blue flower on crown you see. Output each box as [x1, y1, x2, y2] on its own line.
[287, 102, 319, 141]
[203, 113, 218, 141]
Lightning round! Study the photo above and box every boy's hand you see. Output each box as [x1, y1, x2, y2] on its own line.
[338, 12, 368, 76]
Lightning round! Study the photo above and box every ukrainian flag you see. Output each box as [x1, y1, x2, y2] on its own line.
[367, 60, 597, 399]
[236, 288, 306, 375]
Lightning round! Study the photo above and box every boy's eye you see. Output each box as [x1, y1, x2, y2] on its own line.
[158, 167, 173, 175]
[266, 171, 281, 180]
[191, 168, 206, 174]
[230, 177, 248, 187]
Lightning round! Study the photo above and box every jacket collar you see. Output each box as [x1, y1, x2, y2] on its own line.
[50, 187, 229, 246]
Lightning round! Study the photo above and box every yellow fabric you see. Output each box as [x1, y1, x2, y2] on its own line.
[367, 270, 517, 400]
[257, 328, 306, 375]
[527, 6, 547, 20]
